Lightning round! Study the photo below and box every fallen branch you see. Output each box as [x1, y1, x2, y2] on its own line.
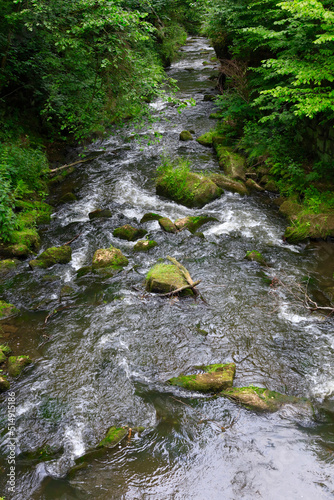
[63, 233, 82, 246]
[157, 280, 201, 297]
[49, 158, 91, 174]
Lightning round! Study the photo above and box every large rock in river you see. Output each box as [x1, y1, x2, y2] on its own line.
[113, 225, 147, 241]
[146, 263, 194, 296]
[157, 170, 222, 208]
[220, 386, 312, 413]
[168, 363, 236, 393]
[29, 246, 72, 269]
[92, 246, 128, 271]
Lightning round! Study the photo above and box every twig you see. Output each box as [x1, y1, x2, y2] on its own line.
[49, 158, 92, 174]
[63, 233, 82, 246]
[157, 280, 201, 297]
[44, 305, 76, 324]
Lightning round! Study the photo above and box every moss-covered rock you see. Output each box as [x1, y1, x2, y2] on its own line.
[215, 145, 246, 181]
[133, 240, 158, 252]
[180, 130, 193, 141]
[92, 246, 128, 271]
[89, 209, 112, 220]
[168, 363, 236, 393]
[208, 173, 248, 196]
[60, 192, 77, 203]
[113, 225, 148, 241]
[0, 301, 20, 319]
[146, 263, 194, 295]
[10, 229, 40, 252]
[245, 251, 267, 266]
[8, 355, 32, 377]
[0, 374, 10, 392]
[60, 285, 75, 298]
[264, 180, 279, 193]
[245, 178, 264, 192]
[174, 215, 218, 234]
[221, 386, 311, 412]
[140, 213, 163, 223]
[98, 426, 129, 448]
[29, 245, 72, 269]
[6, 244, 31, 258]
[279, 199, 303, 219]
[209, 112, 220, 119]
[157, 171, 222, 208]
[203, 94, 215, 101]
[159, 218, 178, 233]
[76, 266, 93, 278]
[0, 259, 19, 276]
[196, 131, 215, 147]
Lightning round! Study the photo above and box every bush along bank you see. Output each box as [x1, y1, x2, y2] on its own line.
[0, 0, 207, 251]
[202, 0, 334, 243]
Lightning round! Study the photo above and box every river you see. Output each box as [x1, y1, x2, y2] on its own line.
[0, 37, 334, 500]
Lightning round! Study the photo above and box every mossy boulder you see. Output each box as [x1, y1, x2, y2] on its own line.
[146, 263, 194, 295]
[159, 218, 178, 233]
[174, 215, 218, 234]
[140, 213, 163, 223]
[76, 266, 93, 278]
[209, 112, 220, 119]
[92, 246, 128, 271]
[113, 225, 148, 241]
[221, 386, 311, 412]
[264, 180, 279, 193]
[180, 130, 193, 141]
[6, 244, 31, 258]
[89, 209, 112, 220]
[8, 355, 32, 377]
[98, 426, 129, 448]
[157, 171, 222, 208]
[245, 251, 267, 266]
[245, 178, 264, 192]
[197, 131, 215, 147]
[279, 199, 303, 219]
[10, 229, 40, 252]
[29, 245, 72, 269]
[215, 145, 246, 181]
[208, 173, 248, 196]
[168, 363, 236, 393]
[0, 301, 20, 319]
[0, 374, 10, 392]
[133, 240, 158, 252]
[0, 259, 19, 276]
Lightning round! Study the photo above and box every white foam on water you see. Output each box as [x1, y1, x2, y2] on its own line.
[64, 423, 86, 459]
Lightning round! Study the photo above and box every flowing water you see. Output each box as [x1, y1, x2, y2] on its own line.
[1, 38, 334, 500]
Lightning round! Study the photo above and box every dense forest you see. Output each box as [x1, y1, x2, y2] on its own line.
[1, 0, 334, 248]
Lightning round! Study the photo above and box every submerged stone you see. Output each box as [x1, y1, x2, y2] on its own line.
[168, 363, 236, 393]
[98, 426, 129, 448]
[8, 355, 32, 377]
[146, 263, 193, 295]
[0, 374, 10, 392]
[174, 216, 217, 234]
[221, 386, 311, 412]
[89, 208, 112, 220]
[140, 213, 163, 223]
[60, 192, 77, 203]
[159, 218, 178, 233]
[133, 240, 158, 252]
[180, 130, 193, 141]
[92, 246, 128, 270]
[0, 301, 20, 319]
[245, 251, 267, 266]
[157, 170, 222, 208]
[113, 224, 147, 241]
[29, 245, 72, 269]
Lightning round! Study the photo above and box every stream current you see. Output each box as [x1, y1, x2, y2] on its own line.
[1, 38, 334, 499]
